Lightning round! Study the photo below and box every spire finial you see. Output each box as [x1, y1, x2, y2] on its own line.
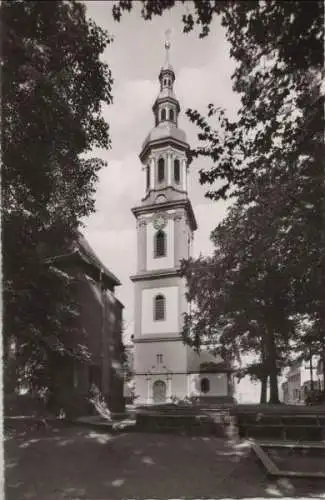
[164, 29, 171, 64]
[165, 28, 171, 50]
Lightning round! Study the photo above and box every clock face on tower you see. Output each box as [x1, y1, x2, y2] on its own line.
[153, 213, 167, 230]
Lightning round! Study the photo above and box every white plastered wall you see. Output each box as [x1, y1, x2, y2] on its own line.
[187, 373, 228, 397]
[134, 373, 188, 405]
[147, 217, 174, 270]
[141, 286, 179, 335]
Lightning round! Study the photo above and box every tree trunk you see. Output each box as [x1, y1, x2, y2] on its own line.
[321, 333, 325, 392]
[309, 348, 314, 390]
[259, 334, 268, 404]
[260, 375, 268, 403]
[266, 327, 280, 404]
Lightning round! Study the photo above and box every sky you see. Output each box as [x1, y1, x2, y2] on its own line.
[82, 2, 260, 402]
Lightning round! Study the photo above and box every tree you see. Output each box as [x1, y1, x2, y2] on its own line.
[2, 1, 113, 395]
[184, 1, 324, 388]
[181, 197, 297, 403]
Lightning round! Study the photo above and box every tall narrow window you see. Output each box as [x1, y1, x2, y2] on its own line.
[161, 108, 166, 121]
[169, 109, 174, 121]
[154, 295, 165, 321]
[158, 158, 165, 182]
[156, 354, 163, 364]
[174, 158, 180, 183]
[155, 230, 166, 257]
[146, 166, 150, 190]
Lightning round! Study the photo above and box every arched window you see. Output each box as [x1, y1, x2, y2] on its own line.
[163, 78, 167, 86]
[146, 166, 150, 190]
[200, 378, 210, 394]
[169, 109, 174, 121]
[154, 230, 166, 257]
[174, 158, 180, 183]
[158, 158, 165, 182]
[161, 108, 166, 121]
[154, 294, 166, 321]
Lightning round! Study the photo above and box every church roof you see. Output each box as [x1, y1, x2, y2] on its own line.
[77, 233, 120, 287]
[44, 232, 121, 290]
[142, 121, 187, 150]
[140, 33, 188, 155]
[154, 86, 178, 101]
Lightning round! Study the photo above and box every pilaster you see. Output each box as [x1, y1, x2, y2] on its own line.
[167, 152, 172, 185]
[182, 158, 187, 192]
[137, 218, 147, 272]
[150, 157, 155, 188]
[173, 211, 183, 266]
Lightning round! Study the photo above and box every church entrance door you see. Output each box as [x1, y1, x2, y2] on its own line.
[152, 380, 167, 403]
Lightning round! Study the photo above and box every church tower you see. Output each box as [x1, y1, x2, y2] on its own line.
[131, 37, 232, 405]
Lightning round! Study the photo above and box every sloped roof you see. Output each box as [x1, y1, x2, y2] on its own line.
[142, 122, 187, 150]
[45, 232, 120, 289]
[76, 232, 120, 287]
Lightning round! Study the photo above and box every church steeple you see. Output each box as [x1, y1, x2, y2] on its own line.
[153, 33, 180, 128]
[130, 36, 231, 408]
[139, 33, 190, 203]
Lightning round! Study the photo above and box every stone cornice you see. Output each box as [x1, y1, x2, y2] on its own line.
[132, 198, 197, 231]
[140, 136, 189, 163]
[130, 267, 182, 282]
[133, 335, 183, 344]
[141, 186, 187, 203]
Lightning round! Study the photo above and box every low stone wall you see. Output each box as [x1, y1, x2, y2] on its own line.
[233, 406, 325, 441]
[135, 407, 238, 438]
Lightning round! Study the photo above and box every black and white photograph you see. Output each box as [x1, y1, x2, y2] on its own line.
[3, 1, 325, 499]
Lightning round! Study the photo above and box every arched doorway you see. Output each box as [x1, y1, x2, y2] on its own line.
[152, 380, 167, 404]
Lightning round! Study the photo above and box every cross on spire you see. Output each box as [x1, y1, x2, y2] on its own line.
[164, 29, 171, 65]
[165, 28, 171, 50]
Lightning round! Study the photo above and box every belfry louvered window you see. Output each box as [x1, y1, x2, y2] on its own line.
[158, 158, 165, 182]
[154, 295, 165, 321]
[174, 158, 180, 183]
[155, 230, 166, 258]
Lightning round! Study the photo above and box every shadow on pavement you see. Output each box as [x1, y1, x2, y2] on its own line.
[5, 423, 325, 499]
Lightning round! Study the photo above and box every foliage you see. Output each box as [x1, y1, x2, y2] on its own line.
[184, 1, 325, 395]
[112, 0, 226, 39]
[2, 1, 113, 393]
[181, 198, 296, 403]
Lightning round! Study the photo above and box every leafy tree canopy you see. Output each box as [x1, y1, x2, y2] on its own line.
[2, 0, 114, 394]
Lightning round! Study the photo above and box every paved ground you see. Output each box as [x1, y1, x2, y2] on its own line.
[267, 446, 325, 474]
[5, 423, 325, 499]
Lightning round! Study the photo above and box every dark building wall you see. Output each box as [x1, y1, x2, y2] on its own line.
[101, 290, 125, 413]
[54, 266, 125, 417]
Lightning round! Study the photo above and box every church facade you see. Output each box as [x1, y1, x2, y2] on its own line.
[131, 40, 234, 406]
